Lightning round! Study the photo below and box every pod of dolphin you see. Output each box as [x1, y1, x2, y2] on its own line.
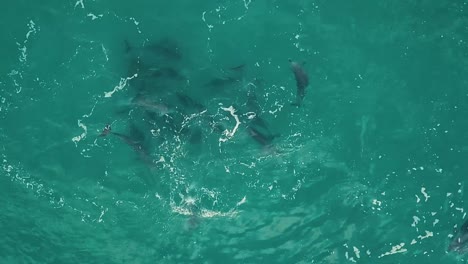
[98, 38, 466, 252]
[99, 38, 308, 156]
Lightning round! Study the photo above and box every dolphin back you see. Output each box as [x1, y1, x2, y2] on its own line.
[288, 59, 309, 106]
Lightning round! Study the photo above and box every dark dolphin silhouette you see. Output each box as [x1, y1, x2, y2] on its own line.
[100, 125, 153, 165]
[449, 218, 468, 253]
[288, 59, 309, 106]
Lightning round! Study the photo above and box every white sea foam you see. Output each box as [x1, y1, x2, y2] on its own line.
[104, 73, 138, 97]
[74, 0, 84, 9]
[219, 106, 241, 145]
[379, 243, 407, 258]
[421, 187, 430, 202]
[71, 119, 87, 145]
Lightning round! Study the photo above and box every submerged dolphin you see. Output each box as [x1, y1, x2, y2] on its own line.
[245, 90, 273, 135]
[100, 125, 145, 152]
[125, 38, 182, 61]
[205, 76, 239, 89]
[288, 59, 309, 106]
[247, 126, 279, 147]
[132, 97, 174, 116]
[243, 80, 279, 144]
[246, 83, 261, 114]
[205, 64, 246, 90]
[229, 64, 246, 72]
[449, 218, 468, 253]
[145, 66, 186, 81]
[176, 92, 206, 112]
[99, 125, 153, 165]
[114, 97, 173, 117]
[145, 38, 182, 61]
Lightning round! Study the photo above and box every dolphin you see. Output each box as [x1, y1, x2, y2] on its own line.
[247, 126, 279, 147]
[132, 97, 174, 116]
[114, 96, 174, 117]
[99, 125, 153, 165]
[145, 38, 182, 61]
[205, 76, 239, 89]
[125, 38, 182, 61]
[288, 59, 309, 106]
[449, 218, 468, 253]
[243, 79, 278, 138]
[176, 92, 206, 112]
[184, 201, 202, 231]
[246, 84, 261, 114]
[143, 67, 185, 81]
[204, 63, 247, 91]
[230, 64, 246, 72]
[100, 125, 146, 153]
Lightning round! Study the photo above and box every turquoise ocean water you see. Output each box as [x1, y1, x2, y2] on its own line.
[1, 0, 468, 263]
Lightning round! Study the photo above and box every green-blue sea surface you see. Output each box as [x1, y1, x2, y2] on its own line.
[1, 0, 468, 263]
